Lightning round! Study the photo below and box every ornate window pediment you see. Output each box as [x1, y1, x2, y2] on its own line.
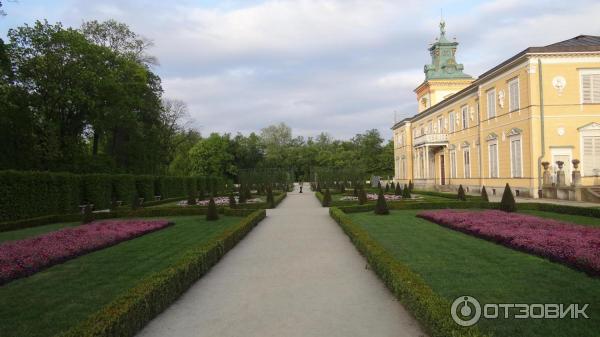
[448, 144, 456, 150]
[486, 132, 498, 141]
[507, 128, 523, 137]
[578, 122, 600, 131]
[461, 141, 470, 148]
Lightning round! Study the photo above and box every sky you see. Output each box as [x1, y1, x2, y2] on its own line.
[1, 0, 599, 139]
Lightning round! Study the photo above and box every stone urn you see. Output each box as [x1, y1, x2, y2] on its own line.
[572, 159, 582, 186]
[542, 161, 550, 171]
[572, 159, 580, 170]
[556, 161, 564, 170]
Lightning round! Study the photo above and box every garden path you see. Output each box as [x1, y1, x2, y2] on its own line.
[136, 183, 426, 337]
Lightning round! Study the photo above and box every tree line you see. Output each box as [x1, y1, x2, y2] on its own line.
[1, 20, 393, 180]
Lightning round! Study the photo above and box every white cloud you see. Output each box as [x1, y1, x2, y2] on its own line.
[1, 0, 598, 139]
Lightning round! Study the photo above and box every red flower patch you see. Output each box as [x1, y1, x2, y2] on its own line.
[0, 219, 173, 285]
[417, 210, 600, 276]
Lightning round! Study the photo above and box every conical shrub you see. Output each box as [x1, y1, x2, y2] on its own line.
[481, 186, 489, 202]
[206, 197, 219, 221]
[385, 183, 389, 192]
[374, 189, 389, 215]
[322, 188, 332, 207]
[457, 185, 466, 201]
[391, 182, 395, 190]
[229, 192, 237, 208]
[238, 185, 247, 204]
[499, 183, 517, 212]
[340, 182, 346, 193]
[267, 186, 275, 208]
[82, 204, 94, 224]
[377, 181, 382, 190]
[358, 187, 368, 205]
[188, 192, 196, 206]
[395, 183, 401, 196]
[408, 180, 414, 192]
[402, 184, 411, 199]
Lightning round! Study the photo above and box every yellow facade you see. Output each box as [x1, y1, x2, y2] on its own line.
[393, 34, 600, 198]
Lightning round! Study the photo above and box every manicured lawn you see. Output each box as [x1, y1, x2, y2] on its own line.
[347, 210, 600, 337]
[0, 215, 241, 337]
[519, 209, 600, 227]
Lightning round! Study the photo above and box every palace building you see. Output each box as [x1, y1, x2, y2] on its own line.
[392, 22, 600, 201]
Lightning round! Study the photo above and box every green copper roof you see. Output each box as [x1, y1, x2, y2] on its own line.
[424, 21, 472, 80]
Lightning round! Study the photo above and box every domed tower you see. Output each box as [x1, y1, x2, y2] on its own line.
[415, 20, 473, 112]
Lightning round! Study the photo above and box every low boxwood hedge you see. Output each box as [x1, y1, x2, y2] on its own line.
[55, 209, 266, 337]
[329, 207, 486, 337]
[413, 190, 483, 201]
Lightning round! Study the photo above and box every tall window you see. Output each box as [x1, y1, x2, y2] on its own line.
[437, 116, 444, 133]
[488, 142, 499, 178]
[487, 89, 496, 118]
[510, 137, 522, 177]
[401, 157, 407, 179]
[581, 72, 600, 103]
[461, 106, 469, 129]
[427, 121, 433, 134]
[463, 149, 471, 178]
[508, 78, 520, 112]
[583, 135, 600, 176]
[448, 111, 455, 132]
[450, 150, 457, 178]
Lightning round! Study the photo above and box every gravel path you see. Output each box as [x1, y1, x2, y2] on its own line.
[136, 184, 426, 337]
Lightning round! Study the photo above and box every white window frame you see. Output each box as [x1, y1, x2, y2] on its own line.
[448, 111, 455, 133]
[509, 135, 523, 178]
[580, 126, 600, 176]
[450, 149, 457, 179]
[486, 89, 496, 119]
[437, 116, 444, 133]
[508, 78, 520, 112]
[488, 141, 499, 178]
[463, 147, 471, 178]
[461, 105, 469, 129]
[580, 69, 600, 104]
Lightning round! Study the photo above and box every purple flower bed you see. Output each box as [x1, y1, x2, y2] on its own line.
[417, 210, 600, 276]
[0, 219, 173, 285]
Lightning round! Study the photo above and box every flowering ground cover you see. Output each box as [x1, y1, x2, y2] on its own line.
[0, 216, 241, 337]
[338, 194, 422, 201]
[346, 210, 600, 337]
[175, 197, 264, 206]
[0, 219, 173, 285]
[417, 209, 600, 276]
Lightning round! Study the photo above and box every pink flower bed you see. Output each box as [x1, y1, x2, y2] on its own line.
[0, 219, 173, 285]
[417, 210, 600, 276]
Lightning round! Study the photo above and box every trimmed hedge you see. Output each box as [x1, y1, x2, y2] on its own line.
[0, 206, 257, 232]
[329, 207, 486, 337]
[0, 171, 224, 222]
[413, 190, 482, 201]
[55, 209, 266, 337]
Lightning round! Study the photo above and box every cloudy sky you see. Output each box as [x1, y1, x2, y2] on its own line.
[1, 0, 599, 139]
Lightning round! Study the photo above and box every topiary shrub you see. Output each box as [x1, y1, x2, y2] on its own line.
[500, 183, 517, 212]
[131, 192, 141, 210]
[187, 192, 196, 206]
[229, 192, 237, 209]
[339, 182, 346, 193]
[390, 182, 395, 191]
[206, 198, 219, 221]
[481, 186, 489, 202]
[395, 183, 402, 196]
[238, 185, 247, 204]
[245, 186, 252, 200]
[322, 188, 332, 207]
[81, 204, 94, 224]
[358, 188, 368, 205]
[402, 184, 411, 199]
[267, 186, 275, 208]
[385, 183, 389, 192]
[316, 183, 322, 192]
[457, 185, 466, 201]
[374, 189, 389, 215]
[408, 180, 414, 192]
[377, 181, 382, 190]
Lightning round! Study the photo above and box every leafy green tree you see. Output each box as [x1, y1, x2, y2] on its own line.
[189, 133, 236, 178]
